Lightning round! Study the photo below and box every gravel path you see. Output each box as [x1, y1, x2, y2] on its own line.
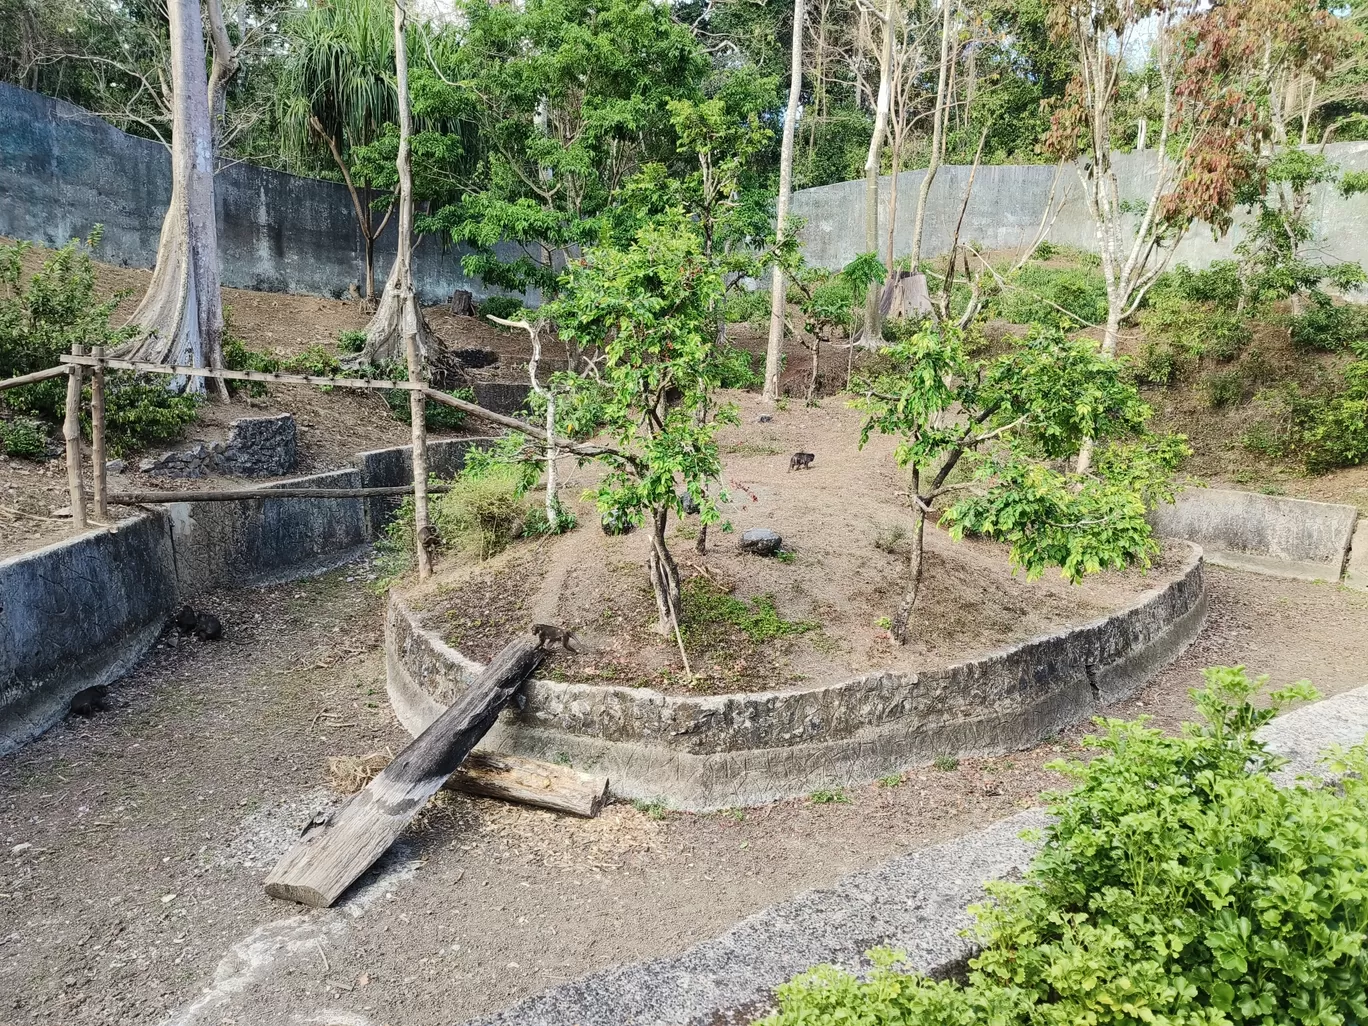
[0, 563, 1363, 1026]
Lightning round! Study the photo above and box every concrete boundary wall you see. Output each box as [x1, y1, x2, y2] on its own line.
[1149, 487, 1359, 582]
[0, 436, 492, 754]
[385, 543, 1207, 810]
[0, 83, 519, 304]
[791, 143, 1368, 274]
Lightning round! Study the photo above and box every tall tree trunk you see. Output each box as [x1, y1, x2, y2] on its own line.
[907, 0, 954, 272]
[117, 0, 226, 396]
[765, 0, 805, 403]
[648, 508, 682, 635]
[861, 0, 896, 344]
[205, 0, 238, 157]
[358, 0, 432, 368]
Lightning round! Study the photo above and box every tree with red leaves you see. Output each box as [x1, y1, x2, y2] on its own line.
[1043, 0, 1268, 367]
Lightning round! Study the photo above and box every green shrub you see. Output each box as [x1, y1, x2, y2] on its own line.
[1288, 293, 1368, 353]
[96, 374, 200, 455]
[432, 465, 528, 560]
[1, 230, 137, 424]
[991, 264, 1109, 326]
[758, 667, 1368, 1026]
[1286, 361, 1368, 473]
[0, 417, 48, 459]
[337, 329, 367, 354]
[221, 327, 278, 397]
[716, 344, 762, 390]
[523, 497, 578, 536]
[281, 344, 341, 377]
[478, 295, 525, 324]
[1202, 368, 1246, 409]
[722, 287, 771, 325]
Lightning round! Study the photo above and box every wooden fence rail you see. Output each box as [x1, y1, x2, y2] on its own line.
[58, 354, 423, 392]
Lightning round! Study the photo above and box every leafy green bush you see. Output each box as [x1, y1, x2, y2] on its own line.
[1, 230, 137, 424]
[760, 667, 1367, 1026]
[478, 296, 525, 324]
[1284, 361, 1368, 473]
[432, 465, 528, 560]
[0, 416, 48, 459]
[97, 375, 200, 455]
[523, 499, 578, 537]
[1288, 294, 1368, 353]
[990, 264, 1109, 326]
[337, 329, 367, 354]
[722, 287, 770, 325]
[382, 379, 476, 431]
[1203, 368, 1246, 409]
[715, 344, 762, 390]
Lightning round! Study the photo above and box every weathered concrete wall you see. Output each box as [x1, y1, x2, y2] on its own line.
[0, 83, 510, 304]
[791, 144, 1368, 275]
[1149, 487, 1358, 582]
[0, 436, 491, 753]
[386, 543, 1207, 809]
[0, 514, 178, 754]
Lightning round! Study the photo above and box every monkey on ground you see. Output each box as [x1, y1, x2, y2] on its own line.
[193, 612, 222, 641]
[531, 623, 579, 652]
[173, 605, 198, 633]
[789, 451, 816, 471]
[418, 524, 440, 560]
[67, 685, 111, 718]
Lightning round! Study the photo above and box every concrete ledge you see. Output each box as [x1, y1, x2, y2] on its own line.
[1150, 487, 1358, 581]
[1346, 519, 1368, 592]
[0, 436, 491, 753]
[457, 683, 1368, 1026]
[386, 544, 1208, 810]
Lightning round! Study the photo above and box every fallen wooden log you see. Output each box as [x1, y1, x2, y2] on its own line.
[265, 638, 543, 907]
[449, 750, 608, 818]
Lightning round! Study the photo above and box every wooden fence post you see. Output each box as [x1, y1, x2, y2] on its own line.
[404, 316, 432, 581]
[63, 343, 87, 530]
[90, 345, 108, 522]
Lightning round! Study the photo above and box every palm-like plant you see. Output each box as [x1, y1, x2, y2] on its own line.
[278, 0, 397, 302]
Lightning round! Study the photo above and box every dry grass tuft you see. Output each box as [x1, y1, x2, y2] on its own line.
[326, 749, 393, 794]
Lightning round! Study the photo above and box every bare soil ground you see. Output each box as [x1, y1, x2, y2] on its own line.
[0, 560, 1363, 1026]
[417, 390, 1191, 694]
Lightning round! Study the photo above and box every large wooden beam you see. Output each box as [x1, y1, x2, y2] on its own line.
[265, 638, 544, 908]
[449, 750, 608, 818]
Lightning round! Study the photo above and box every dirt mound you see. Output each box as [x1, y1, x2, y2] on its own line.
[416, 392, 1190, 694]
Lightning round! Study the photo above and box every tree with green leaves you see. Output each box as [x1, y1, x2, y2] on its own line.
[278, 0, 397, 306]
[545, 213, 736, 639]
[417, 0, 709, 299]
[853, 323, 1185, 644]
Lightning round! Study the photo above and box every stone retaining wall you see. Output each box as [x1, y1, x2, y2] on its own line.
[385, 543, 1208, 809]
[1149, 487, 1359, 582]
[0, 436, 492, 754]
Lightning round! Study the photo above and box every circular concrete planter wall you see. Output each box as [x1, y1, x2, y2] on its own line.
[386, 543, 1207, 810]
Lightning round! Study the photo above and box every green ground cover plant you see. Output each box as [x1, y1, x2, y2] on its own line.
[757, 666, 1367, 1026]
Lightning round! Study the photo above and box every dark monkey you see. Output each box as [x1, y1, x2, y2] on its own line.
[531, 623, 579, 652]
[67, 685, 111, 718]
[193, 612, 223, 641]
[789, 451, 815, 471]
[173, 605, 198, 633]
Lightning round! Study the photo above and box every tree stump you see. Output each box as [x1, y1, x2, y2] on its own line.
[448, 289, 475, 316]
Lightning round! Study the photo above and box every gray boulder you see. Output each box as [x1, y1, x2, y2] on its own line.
[739, 527, 783, 556]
